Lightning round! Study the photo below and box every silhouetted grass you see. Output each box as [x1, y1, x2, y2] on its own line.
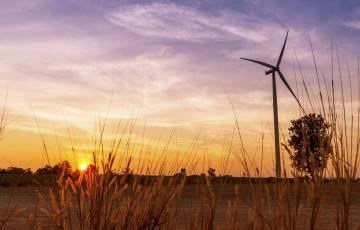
[1, 43, 360, 229]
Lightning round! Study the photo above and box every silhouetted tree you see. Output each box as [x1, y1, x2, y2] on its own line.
[35, 161, 72, 175]
[173, 168, 187, 177]
[207, 168, 216, 178]
[287, 113, 332, 176]
[180, 168, 186, 176]
[0, 167, 32, 174]
[34, 165, 52, 175]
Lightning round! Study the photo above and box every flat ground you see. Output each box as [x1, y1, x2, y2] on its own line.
[1, 184, 360, 229]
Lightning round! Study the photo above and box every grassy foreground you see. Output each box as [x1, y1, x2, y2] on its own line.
[1, 45, 360, 229]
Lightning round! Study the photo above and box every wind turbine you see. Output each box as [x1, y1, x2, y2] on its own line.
[240, 31, 304, 178]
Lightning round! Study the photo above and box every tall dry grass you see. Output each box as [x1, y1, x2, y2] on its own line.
[1, 43, 360, 229]
[0, 91, 20, 230]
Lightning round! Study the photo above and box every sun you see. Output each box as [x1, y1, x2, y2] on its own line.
[79, 162, 88, 171]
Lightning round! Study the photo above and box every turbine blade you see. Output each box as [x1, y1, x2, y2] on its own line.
[240, 58, 275, 69]
[276, 31, 289, 68]
[277, 70, 305, 112]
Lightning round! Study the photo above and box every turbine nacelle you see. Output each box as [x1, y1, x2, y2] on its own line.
[265, 67, 277, 75]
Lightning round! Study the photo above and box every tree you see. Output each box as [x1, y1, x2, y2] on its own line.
[287, 113, 332, 176]
[34, 165, 53, 175]
[180, 168, 186, 176]
[0, 167, 32, 174]
[35, 161, 72, 175]
[207, 168, 216, 178]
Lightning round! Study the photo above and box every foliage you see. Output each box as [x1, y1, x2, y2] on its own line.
[0, 167, 32, 175]
[288, 113, 332, 176]
[34, 161, 71, 175]
[207, 167, 216, 178]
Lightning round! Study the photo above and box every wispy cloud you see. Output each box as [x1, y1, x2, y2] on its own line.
[106, 3, 280, 43]
[344, 20, 360, 30]
[0, 0, 359, 170]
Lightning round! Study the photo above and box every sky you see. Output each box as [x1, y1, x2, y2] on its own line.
[0, 0, 359, 175]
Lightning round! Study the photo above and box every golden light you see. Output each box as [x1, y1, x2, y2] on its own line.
[79, 162, 88, 171]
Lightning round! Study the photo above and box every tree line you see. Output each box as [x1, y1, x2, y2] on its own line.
[0, 161, 72, 175]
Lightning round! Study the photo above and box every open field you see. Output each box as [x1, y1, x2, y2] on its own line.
[1, 183, 360, 229]
[1, 1, 360, 230]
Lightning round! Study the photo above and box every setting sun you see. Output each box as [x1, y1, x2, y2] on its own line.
[79, 163, 88, 171]
[1, 1, 360, 228]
